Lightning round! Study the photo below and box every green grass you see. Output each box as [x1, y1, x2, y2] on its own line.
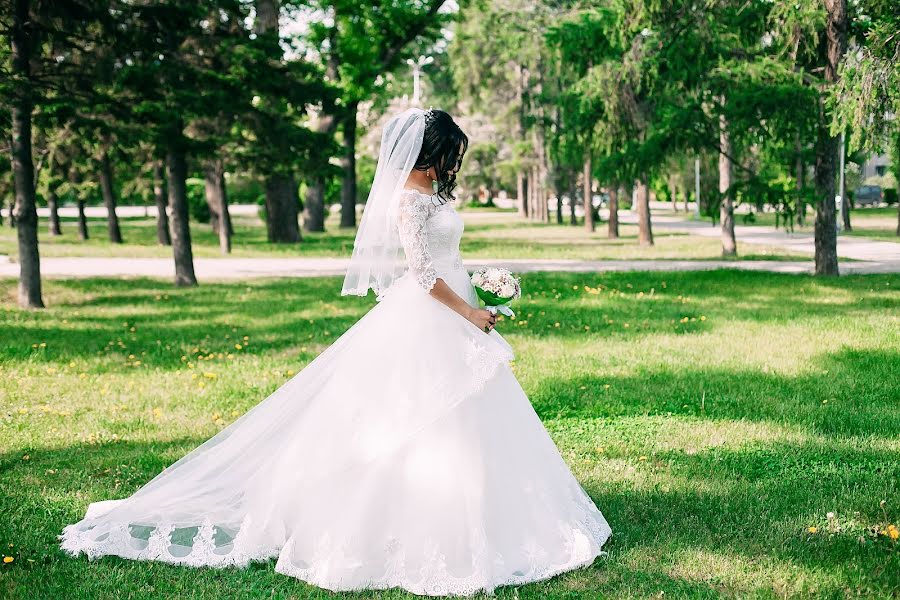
[1, 271, 898, 598]
[725, 207, 900, 243]
[0, 212, 806, 261]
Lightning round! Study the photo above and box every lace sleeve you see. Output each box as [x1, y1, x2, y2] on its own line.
[397, 191, 437, 292]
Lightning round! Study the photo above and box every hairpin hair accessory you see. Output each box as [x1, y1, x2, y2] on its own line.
[424, 107, 437, 126]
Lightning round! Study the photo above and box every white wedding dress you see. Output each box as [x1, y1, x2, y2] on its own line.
[61, 189, 612, 596]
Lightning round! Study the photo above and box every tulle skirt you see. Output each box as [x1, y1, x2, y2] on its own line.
[60, 274, 611, 596]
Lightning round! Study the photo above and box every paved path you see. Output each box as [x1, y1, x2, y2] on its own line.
[628, 212, 900, 262]
[1, 255, 897, 280]
[2, 206, 898, 278]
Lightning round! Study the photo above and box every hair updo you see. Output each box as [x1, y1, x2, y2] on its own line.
[414, 109, 468, 203]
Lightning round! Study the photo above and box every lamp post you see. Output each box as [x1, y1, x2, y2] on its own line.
[406, 55, 433, 106]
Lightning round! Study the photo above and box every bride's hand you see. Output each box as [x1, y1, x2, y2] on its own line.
[466, 307, 496, 333]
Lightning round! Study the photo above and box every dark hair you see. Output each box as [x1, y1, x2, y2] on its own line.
[414, 110, 468, 202]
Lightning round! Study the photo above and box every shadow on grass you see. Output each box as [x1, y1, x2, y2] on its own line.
[528, 345, 900, 441]
[2, 429, 898, 598]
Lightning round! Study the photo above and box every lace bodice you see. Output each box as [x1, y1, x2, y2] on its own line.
[397, 189, 465, 293]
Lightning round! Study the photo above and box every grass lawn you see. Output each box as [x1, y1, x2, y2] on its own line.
[1, 271, 899, 599]
[722, 207, 900, 243]
[0, 212, 805, 261]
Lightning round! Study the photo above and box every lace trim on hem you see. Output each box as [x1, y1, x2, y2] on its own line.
[61, 515, 609, 598]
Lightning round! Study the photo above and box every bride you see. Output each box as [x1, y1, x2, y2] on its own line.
[61, 107, 612, 596]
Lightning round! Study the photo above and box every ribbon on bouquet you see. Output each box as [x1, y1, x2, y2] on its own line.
[485, 304, 515, 318]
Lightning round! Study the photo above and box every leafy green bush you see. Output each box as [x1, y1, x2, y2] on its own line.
[884, 188, 897, 205]
[186, 177, 210, 223]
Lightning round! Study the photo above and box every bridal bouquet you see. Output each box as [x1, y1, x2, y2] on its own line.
[471, 267, 521, 318]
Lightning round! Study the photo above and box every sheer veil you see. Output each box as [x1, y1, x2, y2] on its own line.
[341, 108, 427, 299]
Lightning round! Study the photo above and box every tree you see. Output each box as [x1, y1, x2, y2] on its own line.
[253, 0, 302, 243]
[3, 0, 48, 308]
[98, 146, 123, 243]
[832, 0, 900, 236]
[298, 0, 447, 232]
[153, 160, 170, 246]
[718, 112, 736, 256]
[771, 0, 849, 275]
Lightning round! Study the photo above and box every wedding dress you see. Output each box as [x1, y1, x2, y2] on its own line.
[61, 110, 611, 596]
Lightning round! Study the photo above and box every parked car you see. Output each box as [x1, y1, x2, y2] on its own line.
[854, 185, 883, 207]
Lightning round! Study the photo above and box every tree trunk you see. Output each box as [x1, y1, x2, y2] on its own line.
[205, 159, 231, 254]
[813, 0, 847, 276]
[526, 168, 534, 220]
[204, 167, 222, 235]
[265, 174, 301, 243]
[517, 171, 527, 218]
[99, 150, 123, 243]
[635, 178, 654, 245]
[608, 186, 619, 239]
[75, 200, 88, 240]
[9, 0, 43, 308]
[795, 134, 805, 227]
[554, 174, 563, 225]
[167, 143, 197, 286]
[340, 102, 358, 229]
[842, 194, 852, 231]
[813, 128, 839, 274]
[47, 187, 62, 236]
[153, 160, 171, 245]
[719, 113, 737, 256]
[6, 198, 15, 227]
[303, 177, 327, 232]
[583, 155, 594, 232]
[568, 172, 577, 226]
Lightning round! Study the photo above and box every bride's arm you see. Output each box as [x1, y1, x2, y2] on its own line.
[397, 192, 495, 332]
[429, 279, 496, 332]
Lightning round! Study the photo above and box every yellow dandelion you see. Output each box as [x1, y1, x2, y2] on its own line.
[808, 526, 818, 534]
[235, 344, 243, 350]
[3, 556, 12, 564]
[638, 456, 647, 461]
[888, 525, 899, 540]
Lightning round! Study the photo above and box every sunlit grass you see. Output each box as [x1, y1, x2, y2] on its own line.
[1, 271, 899, 598]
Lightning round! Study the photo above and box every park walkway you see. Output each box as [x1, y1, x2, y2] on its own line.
[0, 255, 897, 279]
[2, 206, 898, 279]
[626, 211, 900, 263]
